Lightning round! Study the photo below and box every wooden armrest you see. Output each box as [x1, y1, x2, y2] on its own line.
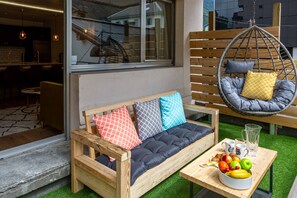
[183, 103, 219, 144]
[183, 103, 219, 116]
[71, 129, 131, 161]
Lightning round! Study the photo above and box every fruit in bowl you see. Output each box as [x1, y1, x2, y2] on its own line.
[226, 169, 252, 179]
[218, 155, 253, 189]
[218, 169, 252, 189]
[231, 156, 241, 162]
[221, 154, 233, 164]
[218, 161, 229, 173]
[229, 161, 241, 170]
[240, 158, 253, 171]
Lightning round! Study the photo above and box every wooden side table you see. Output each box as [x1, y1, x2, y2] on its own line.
[180, 138, 277, 198]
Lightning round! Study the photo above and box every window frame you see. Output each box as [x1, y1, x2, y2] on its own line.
[71, 0, 175, 72]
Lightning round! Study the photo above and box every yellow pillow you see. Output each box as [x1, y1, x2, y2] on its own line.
[241, 71, 278, 100]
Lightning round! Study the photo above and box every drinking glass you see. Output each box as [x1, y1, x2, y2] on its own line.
[244, 124, 261, 157]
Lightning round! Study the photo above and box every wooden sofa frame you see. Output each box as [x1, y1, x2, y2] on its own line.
[71, 91, 219, 198]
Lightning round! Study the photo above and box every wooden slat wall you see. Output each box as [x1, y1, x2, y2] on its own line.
[190, 26, 297, 129]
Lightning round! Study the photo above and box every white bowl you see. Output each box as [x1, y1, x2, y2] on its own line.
[218, 170, 252, 190]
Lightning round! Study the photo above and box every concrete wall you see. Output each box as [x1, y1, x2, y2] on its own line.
[293, 47, 297, 60]
[69, 0, 204, 130]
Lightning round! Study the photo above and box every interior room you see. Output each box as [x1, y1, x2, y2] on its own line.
[0, 0, 64, 151]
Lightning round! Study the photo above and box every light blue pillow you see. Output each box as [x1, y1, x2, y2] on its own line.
[160, 92, 186, 130]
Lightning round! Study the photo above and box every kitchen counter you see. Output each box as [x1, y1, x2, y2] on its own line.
[0, 62, 62, 66]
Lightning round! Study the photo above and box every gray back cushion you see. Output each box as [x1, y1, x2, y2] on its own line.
[134, 99, 163, 141]
[225, 60, 255, 74]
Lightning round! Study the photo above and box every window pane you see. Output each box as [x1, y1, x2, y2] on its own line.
[72, 0, 141, 64]
[146, 0, 172, 60]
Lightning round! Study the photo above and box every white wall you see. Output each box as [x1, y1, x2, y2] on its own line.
[69, 0, 204, 130]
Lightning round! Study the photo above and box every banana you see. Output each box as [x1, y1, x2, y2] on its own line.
[226, 169, 252, 179]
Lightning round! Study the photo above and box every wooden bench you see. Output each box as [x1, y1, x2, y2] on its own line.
[71, 91, 219, 198]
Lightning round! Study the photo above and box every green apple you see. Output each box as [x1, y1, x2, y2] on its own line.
[240, 158, 253, 171]
[229, 161, 241, 170]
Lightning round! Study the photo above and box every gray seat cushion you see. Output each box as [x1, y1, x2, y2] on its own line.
[96, 122, 213, 185]
[221, 76, 296, 112]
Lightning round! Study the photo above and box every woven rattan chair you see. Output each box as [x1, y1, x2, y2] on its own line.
[217, 25, 297, 116]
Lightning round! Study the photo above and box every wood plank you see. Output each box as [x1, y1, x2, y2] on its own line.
[71, 130, 129, 161]
[76, 166, 116, 198]
[190, 66, 219, 76]
[75, 155, 117, 188]
[131, 133, 215, 198]
[209, 11, 215, 31]
[116, 157, 130, 197]
[192, 93, 224, 104]
[190, 27, 279, 39]
[191, 49, 278, 59]
[0, 127, 61, 151]
[190, 58, 293, 68]
[190, 75, 218, 84]
[273, 3, 281, 27]
[71, 140, 84, 193]
[190, 40, 276, 49]
[190, 58, 220, 67]
[282, 106, 297, 117]
[183, 103, 219, 120]
[206, 104, 297, 129]
[191, 84, 219, 94]
[83, 91, 176, 117]
[180, 138, 277, 198]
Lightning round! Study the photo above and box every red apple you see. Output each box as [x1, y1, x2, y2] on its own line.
[218, 161, 229, 173]
[221, 154, 232, 164]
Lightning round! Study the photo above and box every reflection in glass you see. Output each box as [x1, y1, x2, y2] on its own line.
[72, 0, 141, 64]
[203, 0, 215, 31]
[145, 0, 172, 60]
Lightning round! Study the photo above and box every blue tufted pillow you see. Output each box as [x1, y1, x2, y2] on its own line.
[134, 99, 163, 141]
[225, 60, 254, 74]
[160, 92, 186, 130]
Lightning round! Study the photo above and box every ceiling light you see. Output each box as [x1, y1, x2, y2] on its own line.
[0, 0, 64, 13]
[52, 14, 59, 41]
[19, 9, 26, 40]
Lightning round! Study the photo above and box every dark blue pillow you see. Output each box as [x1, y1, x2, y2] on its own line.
[225, 60, 255, 74]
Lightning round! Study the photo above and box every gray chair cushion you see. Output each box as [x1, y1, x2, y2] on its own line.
[221, 76, 295, 112]
[96, 122, 213, 185]
[225, 60, 255, 74]
[134, 99, 163, 141]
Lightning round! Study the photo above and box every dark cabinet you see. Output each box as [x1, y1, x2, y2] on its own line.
[0, 25, 51, 46]
[0, 25, 51, 62]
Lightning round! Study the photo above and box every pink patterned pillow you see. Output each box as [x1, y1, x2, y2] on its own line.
[93, 105, 142, 152]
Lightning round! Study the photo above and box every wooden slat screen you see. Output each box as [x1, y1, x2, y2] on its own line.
[190, 26, 297, 129]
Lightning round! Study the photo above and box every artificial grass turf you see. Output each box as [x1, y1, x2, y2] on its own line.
[43, 122, 297, 198]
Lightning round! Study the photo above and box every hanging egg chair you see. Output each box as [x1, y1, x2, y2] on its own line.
[217, 25, 297, 116]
